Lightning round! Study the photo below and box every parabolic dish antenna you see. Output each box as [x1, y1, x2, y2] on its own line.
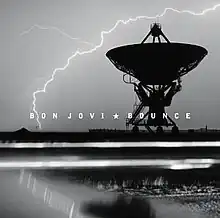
[106, 23, 208, 134]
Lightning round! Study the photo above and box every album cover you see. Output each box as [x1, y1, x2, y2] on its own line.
[1, 1, 220, 218]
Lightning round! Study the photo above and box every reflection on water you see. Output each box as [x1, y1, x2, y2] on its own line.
[17, 158, 220, 218]
[19, 170, 75, 218]
[0, 158, 220, 218]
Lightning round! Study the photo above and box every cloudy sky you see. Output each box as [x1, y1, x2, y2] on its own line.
[1, 0, 220, 132]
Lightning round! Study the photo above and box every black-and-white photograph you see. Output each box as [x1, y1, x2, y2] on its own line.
[1, 0, 220, 141]
[1, 1, 220, 217]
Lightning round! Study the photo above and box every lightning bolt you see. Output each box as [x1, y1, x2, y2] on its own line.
[20, 24, 95, 47]
[28, 4, 220, 130]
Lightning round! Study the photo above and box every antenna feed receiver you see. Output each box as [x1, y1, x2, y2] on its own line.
[150, 23, 162, 38]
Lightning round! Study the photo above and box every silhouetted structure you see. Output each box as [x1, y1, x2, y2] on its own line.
[106, 23, 208, 134]
[1, 129, 220, 142]
[14, 127, 30, 134]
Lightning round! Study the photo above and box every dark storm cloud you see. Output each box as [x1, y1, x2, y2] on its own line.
[0, 0, 219, 131]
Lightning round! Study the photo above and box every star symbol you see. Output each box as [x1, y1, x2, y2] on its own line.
[113, 113, 119, 120]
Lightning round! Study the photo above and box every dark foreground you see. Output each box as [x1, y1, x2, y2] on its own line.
[2, 128, 220, 142]
[0, 146, 220, 158]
